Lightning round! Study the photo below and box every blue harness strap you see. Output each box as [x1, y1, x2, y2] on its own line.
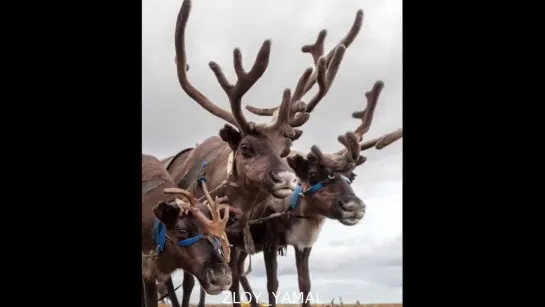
[153, 218, 168, 253]
[152, 218, 211, 253]
[290, 185, 304, 209]
[290, 174, 352, 209]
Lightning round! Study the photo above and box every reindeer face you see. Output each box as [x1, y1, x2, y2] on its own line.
[287, 154, 365, 226]
[220, 124, 298, 198]
[153, 201, 232, 294]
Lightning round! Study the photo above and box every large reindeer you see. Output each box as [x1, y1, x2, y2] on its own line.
[160, 0, 352, 306]
[142, 154, 242, 307]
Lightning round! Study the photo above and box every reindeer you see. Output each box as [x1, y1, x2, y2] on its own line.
[193, 8, 402, 307]
[240, 88, 401, 307]
[142, 154, 242, 307]
[197, 83, 402, 307]
[159, 1, 352, 306]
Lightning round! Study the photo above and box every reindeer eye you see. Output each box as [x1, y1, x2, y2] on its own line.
[239, 143, 253, 157]
[177, 228, 188, 237]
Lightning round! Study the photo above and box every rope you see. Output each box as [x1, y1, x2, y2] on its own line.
[157, 282, 183, 302]
[247, 212, 286, 225]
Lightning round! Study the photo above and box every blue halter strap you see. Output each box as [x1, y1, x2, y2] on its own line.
[152, 218, 218, 253]
[290, 174, 352, 209]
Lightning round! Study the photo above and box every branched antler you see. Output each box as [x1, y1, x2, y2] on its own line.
[198, 180, 234, 262]
[174, 0, 295, 139]
[245, 10, 364, 140]
[163, 186, 235, 262]
[308, 131, 362, 173]
[308, 80, 401, 171]
[337, 80, 402, 157]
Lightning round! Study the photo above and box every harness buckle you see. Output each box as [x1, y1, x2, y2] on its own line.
[328, 174, 335, 180]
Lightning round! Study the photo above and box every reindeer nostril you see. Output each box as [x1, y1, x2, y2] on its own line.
[269, 171, 282, 184]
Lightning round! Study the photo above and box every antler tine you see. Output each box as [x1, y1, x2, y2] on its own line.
[360, 128, 403, 151]
[175, 0, 239, 128]
[352, 81, 384, 141]
[209, 41, 272, 135]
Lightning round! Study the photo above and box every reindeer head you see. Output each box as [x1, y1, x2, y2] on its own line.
[151, 188, 242, 294]
[174, 0, 339, 198]
[287, 81, 402, 226]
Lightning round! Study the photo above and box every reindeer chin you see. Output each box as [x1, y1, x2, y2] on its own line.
[198, 267, 232, 294]
[339, 217, 361, 226]
[271, 187, 293, 198]
[338, 207, 365, 226]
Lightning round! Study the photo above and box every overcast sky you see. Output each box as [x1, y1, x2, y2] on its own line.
[143, 0, 402, 304]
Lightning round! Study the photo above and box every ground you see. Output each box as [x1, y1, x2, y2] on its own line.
[158, 305, 402, 307]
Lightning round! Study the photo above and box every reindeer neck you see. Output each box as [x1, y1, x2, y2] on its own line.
[184, 145, 268, 213]
[290, 181, 327, 223]
[224, 185, 270, 214]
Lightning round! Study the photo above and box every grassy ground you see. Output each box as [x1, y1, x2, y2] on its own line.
[158, 305, 402, 307]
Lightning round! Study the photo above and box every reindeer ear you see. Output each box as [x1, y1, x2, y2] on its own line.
[153, 201, 180, 228]
[219, 124, 242, 151]
[287, 154, 308, 178]
[355, 155, 367, 166]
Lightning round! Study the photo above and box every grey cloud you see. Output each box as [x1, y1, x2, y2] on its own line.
[173, 235, 402, 303]
[142, 0, 402, 162]
[246, 234, 402, 286]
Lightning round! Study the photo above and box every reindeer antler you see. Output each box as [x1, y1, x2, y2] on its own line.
[308, 131, 362, 173]
[175, 0, 295, 140]
[245, 9, 364, 140]
[198, 181, 233, 262]
[163, 187, 197, 213]
[163, 186, 234, 262]
[339, 81, 402, 157]
[360, 128, 403, 151]
[308, 80, 399, 172]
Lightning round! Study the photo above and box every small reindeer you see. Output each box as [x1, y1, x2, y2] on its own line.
[142, 154, 241, 307]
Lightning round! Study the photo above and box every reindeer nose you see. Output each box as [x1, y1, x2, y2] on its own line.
[337, 200, 348, 211]
[269, 171, 283, 183]
[337, 198, 365, 211]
